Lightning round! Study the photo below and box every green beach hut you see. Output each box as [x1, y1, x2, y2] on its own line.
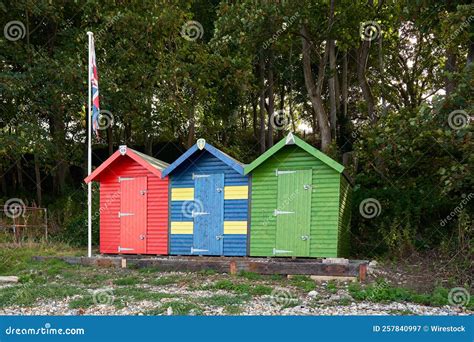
[244, 133, 352, 258]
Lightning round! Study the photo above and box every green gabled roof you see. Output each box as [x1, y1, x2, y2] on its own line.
[244, 133, 344, 175]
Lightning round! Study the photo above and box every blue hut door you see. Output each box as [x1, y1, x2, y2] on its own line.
[192, 173, 224, 255]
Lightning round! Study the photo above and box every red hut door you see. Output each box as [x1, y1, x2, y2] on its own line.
[119, 176, 147, 254]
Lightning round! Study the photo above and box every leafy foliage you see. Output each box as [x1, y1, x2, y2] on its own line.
[348, 279, 474, 310]
[0, 0, 472, 266]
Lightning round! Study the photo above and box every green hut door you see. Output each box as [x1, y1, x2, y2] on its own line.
[274, 169, 312, 257]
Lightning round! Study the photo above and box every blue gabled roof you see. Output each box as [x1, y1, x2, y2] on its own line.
[161, 142, 245, 177]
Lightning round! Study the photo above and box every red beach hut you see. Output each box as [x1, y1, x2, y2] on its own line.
[84, 145, 169, 255]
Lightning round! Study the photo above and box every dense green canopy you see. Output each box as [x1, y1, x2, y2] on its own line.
[0, 1, 472, 262]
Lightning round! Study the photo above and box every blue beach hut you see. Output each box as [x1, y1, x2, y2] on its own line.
[162, 139, 249, 256]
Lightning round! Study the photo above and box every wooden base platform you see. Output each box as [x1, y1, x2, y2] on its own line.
[33, 255, 368, 281]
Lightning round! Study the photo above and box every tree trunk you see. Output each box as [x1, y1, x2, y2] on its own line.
[258, 53, 266, 154]
[379, 34, 387, 115]
[300, 26, 332, 152]
[334, 59, 341, 113]
[252, 96, 258, 139]
[467, 41, 474, 66]
[340, 50, 352, 152]
[186, 107, 195, 148]
[56, 161, 68, 194]
[0, 164, 7, 195]
[145, 135, 153, 155]
[241, 105, 247, 129]
[107, 125, 113, 156]
[444, 50, 457, 96]
[266, 48, 275, 148]
[342, 51, 348, 119]
[50, 115, 68, 194]
[124, 119, 132, 144]
[304, 102, 318, 137]
[16, 158, 24, 191]
[288, 80, 296, 132]
[328, 39, 337, 137]
[328, 0, 337, 137]
[342, 151, 353, 168]
[277, 84, 285, 140]
[34, 153, 42, 206]
[357, 39, 376, 122]
[11, 165, 17, 193]
[288, 40, 296, 133]
[355, 0, 377, 122]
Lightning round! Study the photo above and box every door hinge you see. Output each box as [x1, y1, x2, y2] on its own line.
[275, 169, 296, 176]
[303, 184, 312, 190]
[140, 189, 148, 195]
[191, 247, 208, 254]
[118, 177, 134, 182]
[273, 209, 295, 216]
[192, 173, 210, 179]
[301, 235, 310, 241]
[192, 211, 209, 218]
[118, 212, 135, 218]
[273, 248, 293, 255]
[215, 235, 224, 240]
[118, 246, 134, 252]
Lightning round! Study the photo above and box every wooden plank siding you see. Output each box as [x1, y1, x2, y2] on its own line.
[337, 176, 352, 257]
[99, 181, 120, 253]
[169, 150, 248, 256]
[249, 145, 342, 257]
[98, 156, 169, 255]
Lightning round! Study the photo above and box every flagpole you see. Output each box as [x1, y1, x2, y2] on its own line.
[87, 31, 93, 258]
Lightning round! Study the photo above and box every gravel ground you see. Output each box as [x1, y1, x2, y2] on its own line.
[0, 288, 470, 316]
[1, 261, 471, 316]
[1, 299, 468, 316]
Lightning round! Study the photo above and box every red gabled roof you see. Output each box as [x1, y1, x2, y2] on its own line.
[84, 146, 169, 183]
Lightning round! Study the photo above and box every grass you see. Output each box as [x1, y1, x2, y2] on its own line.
[78, 273, 110, 286]
[348, 279, 474, 310]
[205, 279, 273, 296]
[290, 275, 315, 292]
[251, 285, 274, 295]
[238, 271, 262, 281]
[113, 287, 177, 302]
[0, 283, 82, 308]
[199, 294, 251, 306]
[337, 298, 352, 306]
[198, 269, 217, 276]
[326, 280, 338, 294]
[144, 301, 204, 315]
[69, 295, 96, 309]
[224, 305, 244, 315]
[2, 243, 471, 314]
[137, 267, 161, 274]
[0, 242, 83, 275]
[114, 276, 140, 286]
[152, 275, 183, 286]
[67, 287, 177, 309]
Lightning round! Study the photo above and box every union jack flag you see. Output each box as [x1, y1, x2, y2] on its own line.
[90, 36, 100, 136]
